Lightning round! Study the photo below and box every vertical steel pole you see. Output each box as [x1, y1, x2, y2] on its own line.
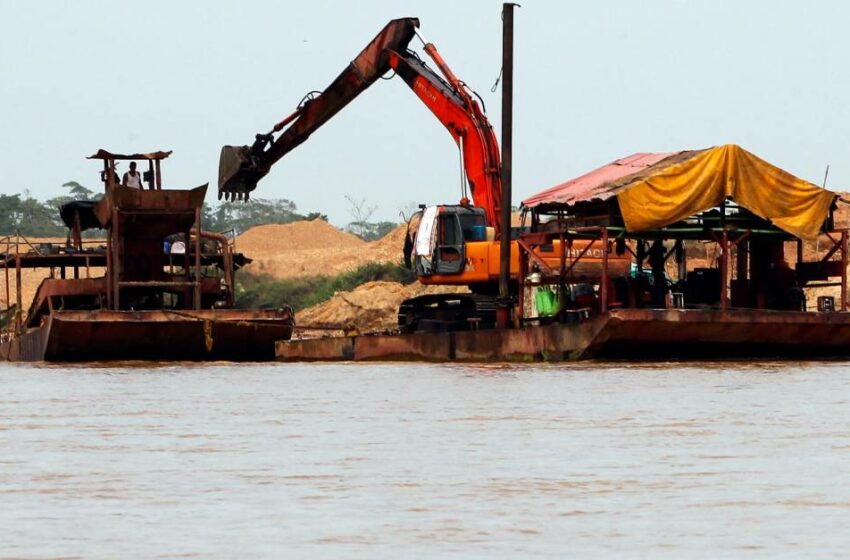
[15, 255, 22, 334]
[517, 243, 526, 324]
[735, 238, 747, 308]
[497, 2, 518, 328]
[4, 255, 9, 310]
[112, 208, 120, 310]
[184, 230, 191, 308]
[720, 230, 728, 310]
[842, 230, 848, 311]
[147, 160, 155, 190]
[558, 228, 566, 322]
[601, 229, 609, 313]
[193, 209, 202, 310]
[105, 234, 112, 309]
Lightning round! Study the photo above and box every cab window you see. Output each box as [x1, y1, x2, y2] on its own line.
[459, 213, 486, 241]
[438, 214, 463, 245]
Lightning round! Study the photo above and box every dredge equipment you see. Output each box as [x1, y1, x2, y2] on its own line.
[219, 18, 627, 332]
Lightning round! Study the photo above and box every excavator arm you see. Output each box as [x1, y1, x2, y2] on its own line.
[218, 18, 419, 200]
[218, 18, 502, 232]
[386, 46, 502, 231]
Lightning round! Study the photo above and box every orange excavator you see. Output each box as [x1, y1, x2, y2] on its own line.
[219, 18, 627, 332]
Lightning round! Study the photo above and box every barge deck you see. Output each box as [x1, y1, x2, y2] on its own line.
[277, 308, 850, 362]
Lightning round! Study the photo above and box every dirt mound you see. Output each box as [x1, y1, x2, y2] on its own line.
[237, 220, 406, 279]
[367, 224, 410, 263]
[237, 220, 364, 257]
[296, 281, 467, 336]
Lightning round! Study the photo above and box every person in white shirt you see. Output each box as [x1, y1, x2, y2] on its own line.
[122, 161, 143, 189]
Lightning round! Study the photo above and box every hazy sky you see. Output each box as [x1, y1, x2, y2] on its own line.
[2, 0, 848, 226]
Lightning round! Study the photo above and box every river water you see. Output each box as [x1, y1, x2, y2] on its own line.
[1, 361, 849, 558]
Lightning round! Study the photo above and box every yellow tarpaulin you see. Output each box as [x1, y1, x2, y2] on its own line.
[617, 144, 835, 240]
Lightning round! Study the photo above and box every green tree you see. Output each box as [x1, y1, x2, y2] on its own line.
[62, 181, 100, 201]
[19, 191, 64, 236]
[0, 194, 24, 235]
[357, 221, 398, 241]
[203, 198, 318, 233]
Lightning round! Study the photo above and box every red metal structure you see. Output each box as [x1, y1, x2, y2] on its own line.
[218, 17, 502, 232]
[218, 17, 631, 333]
[0, 151, 294, 361]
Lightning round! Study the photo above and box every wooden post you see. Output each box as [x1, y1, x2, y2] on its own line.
[720, 229, 728, 311]
[193, 208, 202, 310]
[842, 230, 848, 312]
[601, 228, 609, 313]
[155, 159, 162, 190]
[796, 238, 803, 265]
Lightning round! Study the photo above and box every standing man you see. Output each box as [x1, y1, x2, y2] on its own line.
[122, 161, 143, 189]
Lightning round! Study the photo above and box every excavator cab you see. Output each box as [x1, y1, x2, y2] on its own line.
[414, 205, 486, 276]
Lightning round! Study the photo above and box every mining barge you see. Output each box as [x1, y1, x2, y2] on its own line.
[0, 150, 292, 362]
[278, 145, 850, 362]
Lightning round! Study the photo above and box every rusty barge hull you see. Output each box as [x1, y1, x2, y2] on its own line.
[277, 309, 850, 362]
[3, 309, 292, 362]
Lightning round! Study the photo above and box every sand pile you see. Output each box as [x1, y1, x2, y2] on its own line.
[235, 212, 527, 281]
[236, 220, 408, 279]
[296, 281, 467, 335]
[365, 224, 410, 263]
[236, 221, 365, 256]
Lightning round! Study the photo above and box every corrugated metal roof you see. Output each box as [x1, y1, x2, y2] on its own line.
[522, 151, 686, 208]
[87, 149, 172, 161]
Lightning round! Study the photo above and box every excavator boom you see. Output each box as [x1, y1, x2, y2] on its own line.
[218, 18, 502, 232]
[218, 17, 419, 199]
[387, 49, 502, 230]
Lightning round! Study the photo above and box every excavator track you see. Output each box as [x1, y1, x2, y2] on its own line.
[397, 293, 498, 334]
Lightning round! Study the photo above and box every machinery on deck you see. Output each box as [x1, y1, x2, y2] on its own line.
[219, 18, 627, 332]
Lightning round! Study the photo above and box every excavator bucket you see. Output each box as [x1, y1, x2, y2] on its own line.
[218, 145, 266, 200]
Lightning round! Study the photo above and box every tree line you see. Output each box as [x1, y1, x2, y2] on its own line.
[0, 182, 397, 241]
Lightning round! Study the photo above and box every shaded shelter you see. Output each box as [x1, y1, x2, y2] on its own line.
[524, 144, 836, 240]
[516, 144, 847, 321]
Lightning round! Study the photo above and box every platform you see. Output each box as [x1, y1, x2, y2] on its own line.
[276, 309, 850, 362]
[3, 308, 293, 362]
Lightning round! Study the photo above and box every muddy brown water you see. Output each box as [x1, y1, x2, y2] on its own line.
[2, 361, 849, 558]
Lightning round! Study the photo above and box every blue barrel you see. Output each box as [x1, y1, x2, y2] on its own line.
[468, 224, 487, 241]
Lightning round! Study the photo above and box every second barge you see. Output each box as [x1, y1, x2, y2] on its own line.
[0, 150, 293, 362]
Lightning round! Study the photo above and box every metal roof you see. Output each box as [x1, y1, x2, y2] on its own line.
[522, 151, 692, 208]
[87, 149, 172, 161]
